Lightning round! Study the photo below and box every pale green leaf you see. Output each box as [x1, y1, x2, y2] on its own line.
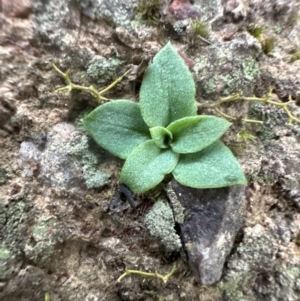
[167, 116, 231, 153]
[173, 141, 247, 188]
[83, 100, 150, 159]
[120, 140, 179, 193]
[150, 126, 173, 148]
[139, 43, 197, 128]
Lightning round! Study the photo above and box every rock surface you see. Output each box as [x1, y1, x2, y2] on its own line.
[1, 0, 300, 300]
[18, 122, 110, 190]
[170, 180, 246, 285]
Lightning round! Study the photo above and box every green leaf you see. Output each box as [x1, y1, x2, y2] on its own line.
[83, 100, 150, 159]
[150, 126, 173, 148]
[139, 43, 197, 128]
[120, 140, 179, 193]
[173, 141, 247, 188]
[167, 116, 231, 153]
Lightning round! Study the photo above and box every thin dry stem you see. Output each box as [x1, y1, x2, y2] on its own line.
[53, 64, 132, 103]
[197, 87, 300, 124]
[117, 263, 177, 283]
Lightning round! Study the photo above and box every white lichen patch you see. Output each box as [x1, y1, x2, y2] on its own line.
[144, 199, 182, 252]
[166, 182, 185, 224]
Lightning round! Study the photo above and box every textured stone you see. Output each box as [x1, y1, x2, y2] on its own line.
[169, 0, 200, 21]
[194, 32, 262, 99]
[18, 142, 42, 177]
[1, 0, 32, 18]
[18, 123, 110, 190]
[170, 180, 246, 285]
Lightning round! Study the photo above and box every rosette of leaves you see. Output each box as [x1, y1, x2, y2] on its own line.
[84, 43, 247, 193]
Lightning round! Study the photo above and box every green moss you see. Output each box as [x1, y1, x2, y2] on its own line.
[229, 128, 256, 157]
[219, 281, 244, 301]
[247, 25, 263, 38]
[30, 219, 57, 262]
[218, 274, 251, 301]
[0, 248, 13, 280]
[137, 0, 161, 24]
[3, 202, 27, 249]
[290, 50, 300, 63]
[191, 20, 210, 39]
[238, 128, 256, 142]
[261, 37, 276, 55]
[87, 57, 122, 85]
[0, 168, 7, 185]
[32, 218, 57, 242]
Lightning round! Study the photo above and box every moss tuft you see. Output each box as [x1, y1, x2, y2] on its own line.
[191, 20, 210, 39]
[261, 36, 276, 55]
[137, 0, 162, 24]
[247, 25, 263, 38]
[290, 50, 300, 63]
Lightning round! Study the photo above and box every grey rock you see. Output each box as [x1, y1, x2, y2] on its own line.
[170, 180, 246, 285]
[39, 123, 84, 189]
[194, 32, 261, 100]
[76, 0, 138, 28]
[224, 224, 300, 301]
[194, 0, 223, 23]
[0, 265, 49, 301]
[252, 135, 300, 189]
[18, 142, 42, 177]
[18, 123, 110, 190]
[289, 189, 300, 208]
[109, 183, 138, 215]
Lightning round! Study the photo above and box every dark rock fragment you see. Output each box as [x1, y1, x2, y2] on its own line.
[169, 180, 246, 285]
[109, 183, 138, 214]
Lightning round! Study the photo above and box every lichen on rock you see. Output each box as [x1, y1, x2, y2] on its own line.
[18, 123, 110, 190]
[64, 132, 110, 189]
[86, 56, 122, 85]
[144, 199, 182, 252]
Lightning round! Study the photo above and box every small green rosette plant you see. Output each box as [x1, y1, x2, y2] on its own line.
[84, 43, 247, 193]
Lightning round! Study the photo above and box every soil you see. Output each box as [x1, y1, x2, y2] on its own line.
[1, 0, 300, 300]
